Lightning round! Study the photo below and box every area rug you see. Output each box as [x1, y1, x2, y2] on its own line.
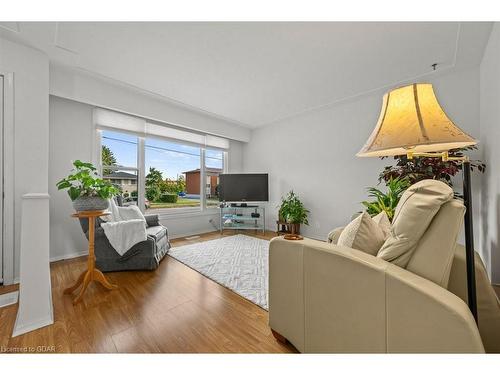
[168, 234, 269, 310]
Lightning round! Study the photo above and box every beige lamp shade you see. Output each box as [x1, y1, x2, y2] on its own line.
[357, 83, 477, 157]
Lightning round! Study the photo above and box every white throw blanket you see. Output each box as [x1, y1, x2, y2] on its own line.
[101, 199, 148, 256]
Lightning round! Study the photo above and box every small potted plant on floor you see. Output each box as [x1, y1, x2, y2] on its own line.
[278, 191, 309, 235]
[56, 160, 119, 212]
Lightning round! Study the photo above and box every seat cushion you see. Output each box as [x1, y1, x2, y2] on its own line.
[337, 212, 386, 256]
[377, 179, 453, 268]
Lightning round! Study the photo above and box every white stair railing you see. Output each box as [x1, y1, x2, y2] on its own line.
[13, 193, 53, 337]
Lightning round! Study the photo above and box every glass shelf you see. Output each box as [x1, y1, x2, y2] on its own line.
[220, 205, 265, 233]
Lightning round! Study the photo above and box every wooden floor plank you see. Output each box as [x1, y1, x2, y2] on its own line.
[0, 230, 295, 353]
[0, 284, 19, 296]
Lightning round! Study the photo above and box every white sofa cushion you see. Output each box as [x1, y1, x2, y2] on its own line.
[377, 179, 453, 268]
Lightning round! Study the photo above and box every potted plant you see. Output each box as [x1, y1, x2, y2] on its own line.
[379, 146, 486, 188]
[361, 177, 410, 221]
[278, 191, 310, 235]
[56, 160, 119, 212]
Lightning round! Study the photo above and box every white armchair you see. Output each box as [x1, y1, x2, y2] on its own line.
[268, 182, 498, 353]
[269, 237, 483, 353]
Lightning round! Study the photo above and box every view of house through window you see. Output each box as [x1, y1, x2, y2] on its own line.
[101, 131, 140, 207]
[101, 129, 225, 212]
[145, 137, 201, 212]
[205, 149, 224, 208]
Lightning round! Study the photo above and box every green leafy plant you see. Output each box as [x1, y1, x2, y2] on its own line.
[101, 145, 117, 175]
[362, 177, 410, 221]
[146, 185, 161, 202]
[379, 146, 486, 186]
[159, 193, 178, 203]
[56, 160, 119, 201]
[278, 191, 310, 225]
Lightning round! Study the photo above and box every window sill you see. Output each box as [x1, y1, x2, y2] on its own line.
[149, 208, 220, 220]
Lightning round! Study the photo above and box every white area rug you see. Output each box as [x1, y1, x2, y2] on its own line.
[168, 234, 269, 309]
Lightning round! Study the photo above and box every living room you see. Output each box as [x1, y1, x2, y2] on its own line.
[2, 0, 500, 372]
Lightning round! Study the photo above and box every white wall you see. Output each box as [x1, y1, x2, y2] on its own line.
[48, 96, 244, 260]
[49, 96, 94, 261]
[50, 64, 251, 143]
[243, 67, 483, 248]
[479, 23, 500, 283]
[0, 37, 50, 281]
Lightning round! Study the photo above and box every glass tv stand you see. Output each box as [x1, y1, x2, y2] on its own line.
[219, 204, 266, 234]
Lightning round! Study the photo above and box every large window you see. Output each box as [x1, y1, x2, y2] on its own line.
[98, 119, 227, 214]
[205, 149, 224, 208]
[101, 131, 139, 203]
[145, 138, 201, 212]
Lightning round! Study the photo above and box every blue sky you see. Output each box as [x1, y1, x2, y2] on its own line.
[102, 130, 223, 179]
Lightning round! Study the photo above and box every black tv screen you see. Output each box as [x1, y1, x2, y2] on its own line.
[219, 174, 269, 202]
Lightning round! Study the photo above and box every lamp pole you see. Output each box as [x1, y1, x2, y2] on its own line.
[463, 160, 478, 323]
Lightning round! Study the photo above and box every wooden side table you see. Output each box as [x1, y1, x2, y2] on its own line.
[64, 210, 118, 304]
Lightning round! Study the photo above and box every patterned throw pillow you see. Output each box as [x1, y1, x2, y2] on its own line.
[337, 212, 387, 256]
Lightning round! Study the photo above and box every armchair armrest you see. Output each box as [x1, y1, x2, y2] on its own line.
[385, 263, 483, 353]
[327, 226, 345, 244]
[269, 237, 484, 353]
[144, 214, 160, 228]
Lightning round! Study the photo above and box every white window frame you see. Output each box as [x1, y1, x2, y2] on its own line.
[203, 147, 227, 211]
[97, 128, 228, 218]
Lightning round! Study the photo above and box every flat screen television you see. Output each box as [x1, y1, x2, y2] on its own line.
[219, 174, 269, 202]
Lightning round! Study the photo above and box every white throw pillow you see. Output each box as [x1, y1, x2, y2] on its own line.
[118, 204, 146, 222]
[102, 197, 123, 222]
[372, 211, 391, 238]
[337, 212, 387, 256]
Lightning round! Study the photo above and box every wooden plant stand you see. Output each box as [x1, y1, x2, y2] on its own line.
[64, 210, 117, 304]
[276, 221, 300, 235]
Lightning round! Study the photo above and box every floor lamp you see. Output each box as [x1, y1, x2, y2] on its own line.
[357, 83, 479, 322]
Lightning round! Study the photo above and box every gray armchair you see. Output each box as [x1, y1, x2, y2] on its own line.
[78, 212, 170, 272]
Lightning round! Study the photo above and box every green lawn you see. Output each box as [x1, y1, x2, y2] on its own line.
[149, 198, 219, 209]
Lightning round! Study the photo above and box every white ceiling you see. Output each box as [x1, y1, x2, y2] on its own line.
[0, 22, 493, 128]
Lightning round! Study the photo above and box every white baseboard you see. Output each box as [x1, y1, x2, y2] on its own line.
[12, 314, 54, 337]
[169, 228, 219, 240]
[12, 288, 54, 337]
[0, 291, 19, 308]
[50, 250, 87, 263]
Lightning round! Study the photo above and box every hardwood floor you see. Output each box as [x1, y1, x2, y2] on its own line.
[0, 230, 296, 353]
[0, 283, 18, 296]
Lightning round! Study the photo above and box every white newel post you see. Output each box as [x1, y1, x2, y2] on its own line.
[13, 193, 53, 337]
